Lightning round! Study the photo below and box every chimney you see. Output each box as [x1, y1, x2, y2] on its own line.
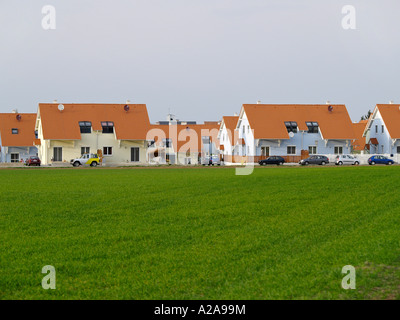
[257, 100, 261, 104]
[326, 100, 330, 105]
[126, 100, 131, 104]
[389, 100, 394, 104]
[12, 109, 18, 114]
[53, 99, 58, 104]
[234, 112, 238, 116]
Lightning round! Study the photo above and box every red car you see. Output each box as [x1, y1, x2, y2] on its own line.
[25, 156, 41, 166]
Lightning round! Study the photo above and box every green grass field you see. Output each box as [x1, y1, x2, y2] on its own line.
[1, 166, 400, 300]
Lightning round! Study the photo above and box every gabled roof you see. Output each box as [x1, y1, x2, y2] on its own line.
[241, 104, 355, 140]
[375, 104, 400, 139]
[148, 123, 220, 152]
[351, 120, 368, 151]
[221, 116, 239, 146]
[0, 113, 37, 147]
[38, 103, 151, 140]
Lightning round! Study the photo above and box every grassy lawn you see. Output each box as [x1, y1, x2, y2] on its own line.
[1, 165, 400, 300]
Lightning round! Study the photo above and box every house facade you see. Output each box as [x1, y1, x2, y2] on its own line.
[363, 104, 400, 155]
[235, 104, 355, 162]
[35, 103, 151, 165]
[218, 116, 239, 159]
[146, 121, 220, 165]
[0, 113, 38, 163]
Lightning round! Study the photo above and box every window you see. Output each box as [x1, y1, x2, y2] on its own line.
[284, 122, 298, 133]
[287, 146, 296, 155]
[131, 147, 140, 162]
[148, 140, 155, 147]
[397, 146, 400, 154]
[81, 147, 90, 155]
[101, 121, 114, 134]
[334, 146, 343, 154]
[11, 128, 18, 134]
[35, 130, 38, 139]
[11, 153, 19, 163]
[375, 125, 378, 133]
[308, 146, 317, 154]
[163, 139, 172, 148]
[53, 147, 62, 161]
[242, 126, 245, 134]
[382, 125, 384, 133]
[261, 146, 270, 157]
[79, 121, 92, 134]
[247, 125, 250, 133]
[103, 147, 112, 156]
[381, 145, 384, 153]
[306, 122, 319, 133]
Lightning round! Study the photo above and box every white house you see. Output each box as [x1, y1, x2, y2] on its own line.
[217, 116, 239, 163]
[35, 102, 151, 165]
[0, 113, 38, 163]
[363, 103, 400, 155]
[235, 104, 355, 163]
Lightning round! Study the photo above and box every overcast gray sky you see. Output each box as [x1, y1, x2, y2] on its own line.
[1, 0, 399, 123]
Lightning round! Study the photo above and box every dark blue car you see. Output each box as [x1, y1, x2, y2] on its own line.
[368, 155, 394, 165]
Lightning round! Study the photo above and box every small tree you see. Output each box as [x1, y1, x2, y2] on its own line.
[360, 110, 372, 121]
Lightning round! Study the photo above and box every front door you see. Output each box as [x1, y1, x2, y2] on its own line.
[53, 147, 62, 161]
[131, 147, 139, 162]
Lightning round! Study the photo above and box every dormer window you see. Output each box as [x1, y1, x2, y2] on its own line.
[284, 122, 297, 133]
[306, 122, 319, 133]
[79, 121, 92, 134]
[12, 128, 18, 134]
[101, 121, 114, 134]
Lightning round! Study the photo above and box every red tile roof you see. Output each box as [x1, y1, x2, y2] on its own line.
[0, 113, 37, 147]
[38, 103, 151, 140]
[376, 104, 400, 139]
[148, 123, 220, 152]
[369, 137, 379, 145]
[242, 104, 355, 140]
[222, 116, 239, 146]
[351, 120, 368, 151]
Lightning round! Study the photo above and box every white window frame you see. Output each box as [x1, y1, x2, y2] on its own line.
[334, 146, 343, 154]
[10, 153, 20, 163]
[308, 145, 317, 155]
[287, 145, 296, 155]
[103, 146, 113, 156]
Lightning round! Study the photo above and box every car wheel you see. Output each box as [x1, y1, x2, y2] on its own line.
[387, 162, 393, 165]
[321, 161, 326, 165]
[354, 162, 359, 165]
[338, 161, 343, 166]
[304, 161, 309, 166]
[371, 161, 375, 165]
[91, 161, 98, 167]
[73, 161, 80, 167]
[279, 162, 283, 166]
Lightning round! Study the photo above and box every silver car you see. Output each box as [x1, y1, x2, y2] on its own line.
[335, 155, 360, 165]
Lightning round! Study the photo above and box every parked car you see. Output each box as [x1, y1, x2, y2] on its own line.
[368, 155, 394, 165]
[201, 155, 220, 166]
[259, 156, 285, 166]
[335, 155, 360, 165]
[70, 153, 100, 167]
[25, 156, 41, 166]
[299, 155, 329, 166]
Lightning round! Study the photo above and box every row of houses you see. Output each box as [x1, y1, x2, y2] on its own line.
[1, 102, 399, 165]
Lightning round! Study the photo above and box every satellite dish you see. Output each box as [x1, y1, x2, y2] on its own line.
[16, 114, 21, 121]
[124, 104, 130, 112]
[328, 105, 333, 112]
[58, 104, 64, 111]
[289, 131, 294, 138]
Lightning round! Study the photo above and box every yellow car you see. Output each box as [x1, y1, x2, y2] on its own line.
[70, 153, 100, 167]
